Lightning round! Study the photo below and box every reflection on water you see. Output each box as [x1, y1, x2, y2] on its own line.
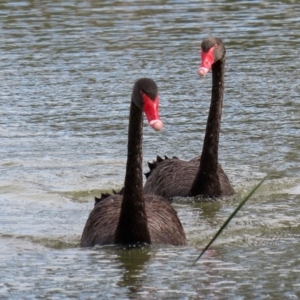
[1, 0, 300, 299]
[113, 248, 152, 297]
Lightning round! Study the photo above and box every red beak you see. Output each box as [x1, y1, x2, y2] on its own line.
[142, 92, 163, 131]
[198, 47, 215, 76]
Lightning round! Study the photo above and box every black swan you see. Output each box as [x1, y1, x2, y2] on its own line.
[143, 37, 235, 199]
[80, 78, 186, 247]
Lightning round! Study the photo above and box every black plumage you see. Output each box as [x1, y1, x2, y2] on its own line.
[81, 78, 186, 247]
[144, 38, 235, 199]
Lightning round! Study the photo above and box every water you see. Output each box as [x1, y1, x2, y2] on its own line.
[1, 0, 300, 299]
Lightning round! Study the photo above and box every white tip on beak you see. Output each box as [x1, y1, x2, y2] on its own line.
[149, 120, 163, 131]
[198, 67, 209, 76]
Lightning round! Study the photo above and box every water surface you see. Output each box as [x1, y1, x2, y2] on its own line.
[1, 1, 300, 299]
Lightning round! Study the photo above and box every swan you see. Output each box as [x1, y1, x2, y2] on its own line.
[143, 37, 235, 199]
[81, 78, 186, 247]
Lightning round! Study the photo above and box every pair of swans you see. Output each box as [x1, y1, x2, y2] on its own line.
[80, 37, 234, 248]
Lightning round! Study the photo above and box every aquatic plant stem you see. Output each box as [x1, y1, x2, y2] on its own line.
[193, 174, 269, 265]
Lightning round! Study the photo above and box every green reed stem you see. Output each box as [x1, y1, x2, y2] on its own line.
[193, 174, 269, 265]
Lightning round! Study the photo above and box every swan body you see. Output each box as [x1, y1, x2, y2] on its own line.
[81, 193, 186, 247]
[144, 155, 233, 198]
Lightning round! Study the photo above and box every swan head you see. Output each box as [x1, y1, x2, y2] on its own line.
[198, 37, 226, 76]
[131, 78, 163, 131]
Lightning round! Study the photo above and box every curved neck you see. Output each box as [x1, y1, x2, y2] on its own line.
[114, 101, 151, 244]
[189, 59, 225, 197]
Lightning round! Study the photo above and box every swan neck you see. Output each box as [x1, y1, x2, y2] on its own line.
[201, 58, 225, 166]
[124, 101, 144, 192]
[189, 58, 225, 197]
[115, 101, 151, 244]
